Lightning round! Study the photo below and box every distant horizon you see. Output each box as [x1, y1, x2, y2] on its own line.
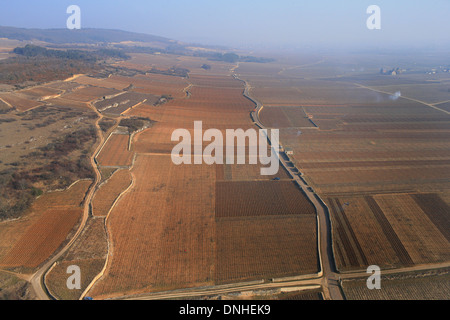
[2, 25, 450, 56]
[1, 0, 450, 52]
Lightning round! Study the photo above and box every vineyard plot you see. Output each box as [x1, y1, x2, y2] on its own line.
[96, 134, 134, 167]
[215, 181, 316, 218]
[215, 215, 318, 283]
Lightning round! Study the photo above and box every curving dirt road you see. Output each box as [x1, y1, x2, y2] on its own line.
[30, 102, 106, 300]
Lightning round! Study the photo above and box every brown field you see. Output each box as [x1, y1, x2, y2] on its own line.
[15, 53, 437, 299]
[215, 181, 315, 218]
[176, 56, 234, 75]
[114, 53, 234, 76]
[131, 74, 189, 98]
[327, 197, 373, 270]
[94, 91, 159, 115]
[85, 72, 324, 298]
[373, 83, 450, 105]
[124, 102, 166, 122]
[278, 100, 450, 196]
[260, 106, 317, 128]
[343, 269, 450, 300]
[0, 270, 36, 300]
[0, 180, 91, 269]
[0, 98, 10, 111]
[43, 81, 82, 91]
[303, 166, 450, 195]
[278, 290, 323, 300]
[251, 80, 390, 107]
[96, 134, 133, 167]
[88, 154, 216, 298]
[0, 208, 82, 268]
[45, 258, 106, 300]
[131, 83, 255, 155]
[215, 215, 318, 283]
[63, 217, 108, 262]
[437, 101, 450, 113]
[92, 169, 132, 216]
[0, 92, 42, 111]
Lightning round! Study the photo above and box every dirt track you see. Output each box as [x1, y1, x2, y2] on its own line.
[30, 101, 105, 300]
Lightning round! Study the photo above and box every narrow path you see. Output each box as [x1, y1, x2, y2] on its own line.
[30, 101, 106, 300]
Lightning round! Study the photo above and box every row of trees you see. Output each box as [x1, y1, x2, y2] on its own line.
[13, 45, 130, 61]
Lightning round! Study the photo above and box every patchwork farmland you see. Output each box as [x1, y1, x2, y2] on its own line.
[84, 71, 320, 299]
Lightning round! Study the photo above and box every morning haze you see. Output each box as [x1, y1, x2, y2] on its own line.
[0, 0, 449, 51]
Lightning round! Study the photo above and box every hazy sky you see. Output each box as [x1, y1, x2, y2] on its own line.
[1, 0, 449, 50]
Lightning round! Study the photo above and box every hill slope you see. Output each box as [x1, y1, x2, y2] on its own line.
[0, 26, 174, 46]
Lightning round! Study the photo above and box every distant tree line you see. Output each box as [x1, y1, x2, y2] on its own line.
[13, 45, 130, 61]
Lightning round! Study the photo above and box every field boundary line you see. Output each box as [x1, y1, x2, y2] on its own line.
[339, 261, 450, 280]
[43, 262, 59, 300]
[102, 171, 134, 219]
[80, 163, 137, 299]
